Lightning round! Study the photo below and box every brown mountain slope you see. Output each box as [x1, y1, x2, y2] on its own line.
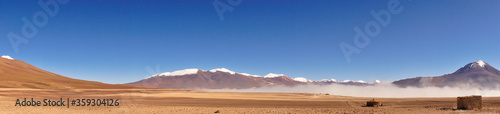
[393, 60, 500, 89]
[0, 57, 139, 89]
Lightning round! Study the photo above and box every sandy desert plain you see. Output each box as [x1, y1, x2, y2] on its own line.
[0, 88, 498, 114]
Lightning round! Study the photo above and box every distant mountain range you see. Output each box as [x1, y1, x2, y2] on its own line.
[0, 56, 138, 89]
[3, 55, 498, 90]
[126, 68, 379, 89]
[393, 60, 500, 89]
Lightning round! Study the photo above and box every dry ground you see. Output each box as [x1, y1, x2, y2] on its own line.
[0, 88, 499, 114]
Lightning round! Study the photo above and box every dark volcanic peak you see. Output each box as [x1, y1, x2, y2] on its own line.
[452, 60, 500, 76]
[393, 60, 500, 89]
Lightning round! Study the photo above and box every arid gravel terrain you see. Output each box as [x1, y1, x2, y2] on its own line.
[0, 88, 499, 114]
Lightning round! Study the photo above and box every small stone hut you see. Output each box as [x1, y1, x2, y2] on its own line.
[457, 95, 482, 110]
[366, 98, 382, 107]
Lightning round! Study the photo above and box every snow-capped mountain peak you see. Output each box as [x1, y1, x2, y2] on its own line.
[356, 80, 367, 83]
[468, 60, 487, 68]
[393, 60, 500, 89]
[1, 55, 14, 60]
[319, 79, 338, 82]
[293, 77, 312, 82]
[209, 68, 236, 75]
[239, 73, 261, 77]
[340, 80, 367, 83]
[477, 60, 486, 67]
[264, 73, 285, 78]
[148, 69, 199, 78]
[340, 80, 351, 83]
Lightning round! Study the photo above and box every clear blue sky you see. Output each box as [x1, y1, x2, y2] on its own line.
[1, 0, 500, 84]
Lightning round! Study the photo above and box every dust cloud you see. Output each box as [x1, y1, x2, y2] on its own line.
[205, 83, 500, 98]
